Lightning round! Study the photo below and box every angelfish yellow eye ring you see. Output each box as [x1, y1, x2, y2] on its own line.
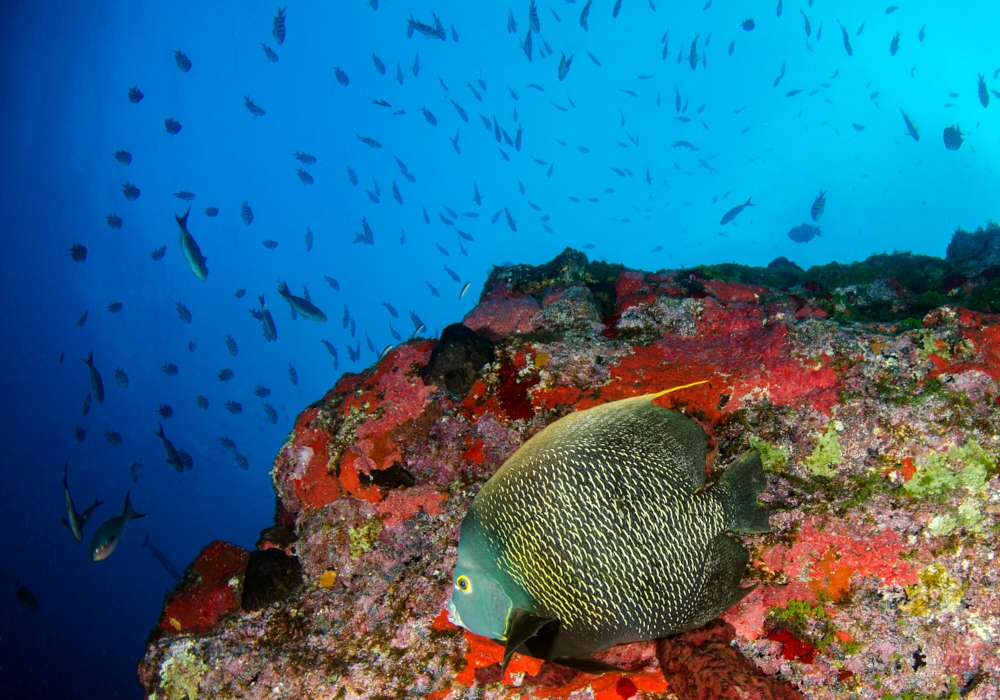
[456, 575, 470, 591]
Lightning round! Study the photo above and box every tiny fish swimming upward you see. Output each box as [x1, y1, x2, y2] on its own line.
[448, 386, 769, 675]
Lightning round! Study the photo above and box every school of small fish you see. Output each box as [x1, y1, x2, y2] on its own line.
[53, 3, 990, 569]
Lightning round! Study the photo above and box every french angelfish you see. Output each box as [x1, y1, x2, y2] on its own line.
[175, 208, 208, 280]
[448, 383, 770, 676]
[90, 492, 146, 561]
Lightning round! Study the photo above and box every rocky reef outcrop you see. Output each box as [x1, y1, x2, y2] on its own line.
[138, 228, 1000, 700]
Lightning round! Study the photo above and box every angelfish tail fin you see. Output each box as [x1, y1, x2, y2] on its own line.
[717, 451, 770, 533]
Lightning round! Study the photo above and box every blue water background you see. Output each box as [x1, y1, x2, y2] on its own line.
[1, 0, 997, 696]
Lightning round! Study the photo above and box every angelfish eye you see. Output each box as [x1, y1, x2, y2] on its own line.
[456, 575, 470, 592]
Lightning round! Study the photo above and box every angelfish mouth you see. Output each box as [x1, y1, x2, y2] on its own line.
[446, 599, 463, 627]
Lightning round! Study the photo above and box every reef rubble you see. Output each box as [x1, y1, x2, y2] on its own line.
[138, 227, 1000, 700]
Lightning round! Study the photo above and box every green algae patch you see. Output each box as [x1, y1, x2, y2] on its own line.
[749, 436, 789, 473]
[900, 563, 963, 616]
[804, 422, 843, 477]
[348, 517, 383, 560]
[903, 440, 994, 498]
[153, 642, 207, 700]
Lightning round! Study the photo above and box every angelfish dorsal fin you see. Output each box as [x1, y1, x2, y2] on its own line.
[501, 609, 554, 678]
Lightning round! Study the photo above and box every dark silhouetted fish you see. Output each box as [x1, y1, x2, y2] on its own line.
[943, 124, 964, 150]
[742, 18, 755, 31]
[17, 582, 38, 611]
[128, 86, 143, 103]
[241, 201, 253, 225]
[580, 0, 592, 30]
[114, 367, 128, 389]
[147, 245, 165, 262]
[130, 459, 142, 481]
[278, 281, 327, 321]
[105, 430, 123, 447]
[811, 191, 827, 221]
[838, 21, 853, 56]
[273, 7, 286, 45]
[262, 43, 279, 62]
[244, 95, 266, 116]
[113, 150, 131, 165]
[175, 208, 208, 281]
[900, 109, 920, 141]
[293, 151, 316, 164]
[224, 334, 238, 357]
[372, 52, 386, 74]
[107, 301, 122, 314]
[122, 182, 140, 200]
[788, 223, 821, 242]
[262, 401, 278, 424]
[890, 31, 900, 56]
[174, 50, 191, 72]
[218, 368, 235, 382]
[224, 400, 242, 415]
[142, 533, 182, 582]
[720, 197, 753, 225]
[196, 395, 208, 410]
[334, 66, 349, 86]
[427, 281, 440, 297]
[83, 352, 104, 403]
[157, 404, 173, 419]
[205, 206, 219, 217]
[174, 191, 195, 201]
[162, 363, 179, 376]
[979, 74, 990, 108]
[288, 363, 298, 385]
[357, 134, 382, 148]
[175, 301, 192, 324]
[82, 392, 91, 415]
[164, 118, 181, 134]
[155, 423, 190, 472]
[75, 426, 86, 442]
[235, 288, 246, 298]
[77, 310, 88, 326]
[296, 167, 314, 184]
[347, 165, 359, 186]
[105, 213, 122, 231]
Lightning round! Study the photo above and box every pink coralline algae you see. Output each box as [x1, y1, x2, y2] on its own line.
[463, 295, 542, 339]
[139, 241, 1000, 700]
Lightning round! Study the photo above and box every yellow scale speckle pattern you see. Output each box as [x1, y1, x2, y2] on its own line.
[467, 394, 742, 657]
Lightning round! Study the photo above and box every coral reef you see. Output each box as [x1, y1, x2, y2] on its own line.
[139, 236, 1000, 700]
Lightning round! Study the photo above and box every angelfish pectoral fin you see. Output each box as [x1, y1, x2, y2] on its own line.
[501, 610, 555, 678]
[554, 655, 635, 675]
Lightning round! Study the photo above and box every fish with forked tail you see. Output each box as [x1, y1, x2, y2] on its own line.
[91, 492, 146, 561]
[277, 281, 327, 321]
[83, 352, 104, 403]
[720, 197, 754, 225]
[175, 208, 208, 280]
[155, 423, 192, 473]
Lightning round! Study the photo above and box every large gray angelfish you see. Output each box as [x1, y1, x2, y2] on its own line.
[447, 384, 771, 676]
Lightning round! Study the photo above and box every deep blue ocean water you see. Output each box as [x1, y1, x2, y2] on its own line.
[1, 0, 996, 696]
